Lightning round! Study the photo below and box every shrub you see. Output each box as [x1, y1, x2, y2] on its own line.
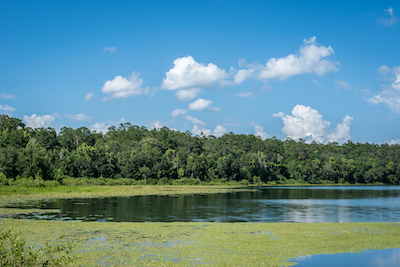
[172, 177, 201, 185]
[0, 229, 77, 266]
[240, 179, 249, 185]
[0, 173, 7, 185]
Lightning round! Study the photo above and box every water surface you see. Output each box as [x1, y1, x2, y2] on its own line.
[16, 186, 400, 223]
[290, 248, 400, 267]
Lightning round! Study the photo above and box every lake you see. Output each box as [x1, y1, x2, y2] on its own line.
[17, 185, 400, 223]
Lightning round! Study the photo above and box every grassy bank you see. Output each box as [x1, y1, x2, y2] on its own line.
[0, 220, 399, 266]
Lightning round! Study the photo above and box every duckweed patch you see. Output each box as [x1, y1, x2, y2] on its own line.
[0, 220, 399, 266]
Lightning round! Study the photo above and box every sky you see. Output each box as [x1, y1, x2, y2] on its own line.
[1, 0, 399, 145]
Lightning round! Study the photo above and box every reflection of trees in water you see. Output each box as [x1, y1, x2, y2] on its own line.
[34, 187, 400, 223]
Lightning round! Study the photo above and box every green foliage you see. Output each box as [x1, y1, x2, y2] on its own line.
[0, 229, 76, 266]
[1, 115, 400, 186]
[172, 177, 202, 185]
[0, 173, 7, 185]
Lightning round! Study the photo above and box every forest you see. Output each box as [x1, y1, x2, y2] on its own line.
[1, 114, 399, 186]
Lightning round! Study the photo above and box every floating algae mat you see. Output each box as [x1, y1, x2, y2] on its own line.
[1, 220, 399, 266]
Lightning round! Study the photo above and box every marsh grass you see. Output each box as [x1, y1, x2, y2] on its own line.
[0, 220, 399, 266]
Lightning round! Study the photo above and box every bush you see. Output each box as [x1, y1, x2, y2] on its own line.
[0, 229, 77, 266]
[0, 173, 8, 185]
[157, 177, 171, 185]
[172, 177, 201, 185]
[240, 179, 249, 185]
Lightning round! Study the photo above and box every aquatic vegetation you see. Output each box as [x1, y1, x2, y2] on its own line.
[0, 208, 59, 218]
[0, 220, 399, 266]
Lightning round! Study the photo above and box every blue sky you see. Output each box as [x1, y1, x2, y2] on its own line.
[1, 0, 399, 144]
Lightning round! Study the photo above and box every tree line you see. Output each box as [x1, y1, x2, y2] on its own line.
[1, 114, 399, 185]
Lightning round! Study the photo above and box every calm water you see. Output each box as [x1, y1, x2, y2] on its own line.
[290, 248, 400, 267]
[16, 185, 400, 223]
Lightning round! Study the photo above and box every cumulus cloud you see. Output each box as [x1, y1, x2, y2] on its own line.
[104, 47, 117, 53]
[378, 7, 398, 26]
[390, 139, 400, 145]
[90, 122, 110, 133]
[251, 122, 269, 140]
[23, 114, 55, 128]
[175, 88, 202, 101]
[161, 56, 229, 90]
[274, 105, 353, 144]
[0, 104, 16, 115]
[335, 79, 354, 89]
[367, 65, 400, 114]
[188, 98, 212, 111]
[327, 115, 353, 143]
[89, 118, 125, 134]
[188, 98, 220, 111]
[213, 125, 227, 137]
[66, 113, 92, 121]
[171, 109, 188, 117]
[85, 93, 94, 100]
[0, 93, 15, 99]
[192, 125, 211, 136]
[184, 115, 206, 125]
[234, 37, 339, 84]
[102, 72, 150, 99]
[151, 121, 165, 130]
[191, 124, 226, 137]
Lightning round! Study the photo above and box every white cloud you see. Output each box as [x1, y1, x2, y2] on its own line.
[151, 121, 165, 130]
[274, 105, 353, 144]
[378, 7, 398, 26]
[175, 88, 202, 101]
[188, 98, 212, 111]
[272, 111, 285, 118]
[190, 123, 227, 137]
[102, 72, 150, 99]
[335, 79, 353, 89]
[0, 104, 16, 115]
[66, 113, 92, 122]
[23, 114, 55, 128]
[188, 98, 220, 112]
[367, 65, 400, 114]
[161, 56, 229, 90]
[90, 122, 110, 133]
[236, 91, 254, 98]
[85, 93, 94, 100]
[184, 115, 206, 125]
[104, 47, 117, 53]
[234, 37, 339, 83]
[251, 122, 269, 140]
[0, 93, 15, 99]
[192, 125, 211, 136]
[89, 118, 125, 134]
[171, 109, 188, 117]
[213, 125, 227, 137]
[390, 139, 400, 145]
[327, 116, 353, 143]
